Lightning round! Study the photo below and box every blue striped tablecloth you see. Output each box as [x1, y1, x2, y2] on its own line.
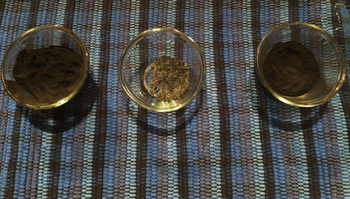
[1, 0, 350, 198]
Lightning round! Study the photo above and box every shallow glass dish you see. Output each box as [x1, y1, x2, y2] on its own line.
[256, 22, 346, 107]
[1, 25, 89, 109]
[119, 28, 206, 112]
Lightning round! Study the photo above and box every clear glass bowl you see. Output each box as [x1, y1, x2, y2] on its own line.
[1, 25, 89, 109]
[119, 28, 206, 112]
[256, 22, 346, 107]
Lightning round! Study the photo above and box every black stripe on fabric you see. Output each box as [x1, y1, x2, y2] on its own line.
[135, 1, 150, 198]
[300, 108, 321, 198]
[48, 108, 65, 198]
[63, 0, 76, 30]
[0, 0, 6, 28]
[90, 0, 113, 198]
[212, 0, 233, 198]
[4, 107, 23, 198]
[0, 0, 6, 56]
[251, 0, 276, 198]
[135, 109, 148, 199]
[175, 118, 188, 198]
[28, 0, 40, 29]
[174, 0, 189, 198]
[288, 0, 299, 22]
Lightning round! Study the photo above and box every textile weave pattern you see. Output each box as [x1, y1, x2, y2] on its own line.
[0, 0, 350, 198]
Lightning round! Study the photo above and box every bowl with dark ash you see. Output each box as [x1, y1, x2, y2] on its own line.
[256, 22, 346, 107]
[119, 28, 206, 112]
[1, 25, 89, 109]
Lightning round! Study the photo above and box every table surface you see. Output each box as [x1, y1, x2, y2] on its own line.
[1, 0, 350, 198]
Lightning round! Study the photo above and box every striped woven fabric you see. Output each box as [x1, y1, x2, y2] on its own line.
[0, 0, 350, 198]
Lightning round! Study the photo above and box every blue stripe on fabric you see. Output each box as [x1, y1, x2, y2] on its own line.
[80, 1, 104, 197]
[311, 114, 330, 198]
[18, 12, 31, 28]
[102, 1, 122, 198]
[69, 2, 85, 42]
[166, 0, 176, 28]
[55, 0, 67, 26]
[166, 1, 179, 195]
[242, 1, 265, 197]
[221, 1, 243, 197]
[266, 99, 287, 198]
[148, 0, 159, 28]
[0, 11, 16, 198]
[183, 2, 201, 197]
[0, 0, 43, 196]
[289, 107, 309, 198]
[259, 1, 270, 37]
[279, 1, 289, 24]
[183, 4, 194, 53]
[20, 1, 31, 27]
[13, 112, 31, 198]
[57, 128, 75, 198]
[36, 132, 54, 198]
[146, 112, 158, 199]
[124, 102, 138, 198]
[56, 1, 85, 196]
[0, 0, 14, 52]
[185, 102, 200, 199]
[332, 94, 350, 198]
[222, 9, 241, 23]
[11, 2, 33, 197]
[296, 2, 312, 197]
[320, 1, 333, 33]
[185, 104, 200, 198]
[298, 0, 309, 23]
[293, 136, 310, 198]
[128, 0, 141, 40]
[148, 40, 158, 65]
[124, 2, 140, 197]
[0, 101, 17, 198]
[203, 1, 222, 197]
[337, 1, 350, 196]
[35, 0, 50, 26]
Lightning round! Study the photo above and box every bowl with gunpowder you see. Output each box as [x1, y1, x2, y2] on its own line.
[257, 22, 346, 107]
[1, 25, 89, 109]
[119, 28, 206, 112]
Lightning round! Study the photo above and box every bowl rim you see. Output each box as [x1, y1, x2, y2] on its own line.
[1, 25, 90, 109]
[256, 22, 347, 107]
[119, 27, 206, 112]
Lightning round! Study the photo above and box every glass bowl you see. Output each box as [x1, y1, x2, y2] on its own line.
[256, 22, 346, 107]
[1, 25, 89, 109]
[119, 28, 206, 112]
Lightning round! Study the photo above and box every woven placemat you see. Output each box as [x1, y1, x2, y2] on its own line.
[0, 0, 350, 198]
